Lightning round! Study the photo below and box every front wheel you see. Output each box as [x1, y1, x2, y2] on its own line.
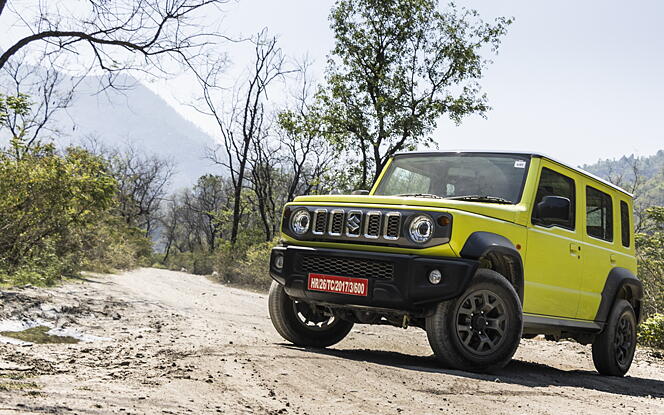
[592, 299, 637, 376]
[268, 281, 354, 348]
[425, 268, 523, 373]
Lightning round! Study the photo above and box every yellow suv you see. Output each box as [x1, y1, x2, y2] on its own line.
[267, 151, 642, 376]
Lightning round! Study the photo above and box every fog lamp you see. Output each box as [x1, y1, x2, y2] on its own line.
[274, 254, 284, 270]
[428, 269, 442, 284]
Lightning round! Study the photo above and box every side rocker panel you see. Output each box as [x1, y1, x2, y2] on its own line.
[460, 231, 525, 304]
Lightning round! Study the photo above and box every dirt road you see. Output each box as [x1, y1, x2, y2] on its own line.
[1, 268, 663, 414]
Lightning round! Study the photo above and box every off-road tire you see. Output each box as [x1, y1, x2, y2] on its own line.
[425, 268, 523, 373]
[268, 281, 353, 348]
[592, 299, 637, 377]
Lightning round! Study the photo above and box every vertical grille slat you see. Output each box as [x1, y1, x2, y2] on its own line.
[384, 212, 401, 240]
[313, 209, 328, 235]
[365, 211, 382, 239]
[329, 209, 345, 236]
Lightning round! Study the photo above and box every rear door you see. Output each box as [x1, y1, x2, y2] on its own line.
[524, 162, 582, 318]
[577, 183, 632, 320]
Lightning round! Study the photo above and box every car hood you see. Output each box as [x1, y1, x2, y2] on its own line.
[291, 194, 526, 224]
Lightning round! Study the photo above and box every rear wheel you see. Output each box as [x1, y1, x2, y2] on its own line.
[268, 281, 354, 348]
[425, 268, 522, 372]
[592, 299, 637, 376]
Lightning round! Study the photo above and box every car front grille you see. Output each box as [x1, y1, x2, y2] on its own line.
[283, 205, 452, 248]
[299, 254, 394, 280]
[307, 209, 401, 241]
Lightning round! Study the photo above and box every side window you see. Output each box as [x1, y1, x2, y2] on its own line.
[532, 167, 576, 230]
[586, 186, 613, 242]
[620, 201, 630, 247]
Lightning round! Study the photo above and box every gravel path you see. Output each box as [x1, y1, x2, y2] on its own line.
[1, 268, 663, 414]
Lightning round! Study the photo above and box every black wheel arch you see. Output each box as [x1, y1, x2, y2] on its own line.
[595, 267, 643, 324]
[459, 231, 525, 304]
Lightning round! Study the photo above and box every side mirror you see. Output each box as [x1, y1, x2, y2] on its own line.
[535, 196, 571, 224]
[351, 189, 370, 195]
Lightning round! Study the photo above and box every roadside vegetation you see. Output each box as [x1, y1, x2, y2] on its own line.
[0, 95, 152, 286]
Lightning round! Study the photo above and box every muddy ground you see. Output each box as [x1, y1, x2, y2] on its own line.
[1, 268, 663, 415]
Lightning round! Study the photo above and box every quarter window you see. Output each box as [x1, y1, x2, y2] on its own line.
[532, 168, 576, 230]
[586, 186, 613, 242]
[620, 201, 630, 247]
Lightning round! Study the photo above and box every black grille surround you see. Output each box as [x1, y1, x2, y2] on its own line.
[299, 254, 394, 280]
[282, 205, 452, 249]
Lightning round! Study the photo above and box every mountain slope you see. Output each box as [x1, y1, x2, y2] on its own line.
[56, 76, 220, 189]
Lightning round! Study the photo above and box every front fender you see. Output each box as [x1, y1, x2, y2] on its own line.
[459, 231, 524, 304]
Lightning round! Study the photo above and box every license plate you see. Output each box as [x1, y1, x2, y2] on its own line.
[307, 273, 368, 297]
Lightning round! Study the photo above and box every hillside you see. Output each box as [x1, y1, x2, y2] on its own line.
[583, 150, 664, 208]
[54, 75, 220, 189]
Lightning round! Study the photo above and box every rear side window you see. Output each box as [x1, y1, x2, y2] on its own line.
[620, 201, 630, 247]
[586, 186, 613, 242]
[532, 167, 576, 230]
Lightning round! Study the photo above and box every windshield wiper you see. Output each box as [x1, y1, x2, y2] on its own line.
[396, 193, 445, 199]
[446, 195, 514, 204]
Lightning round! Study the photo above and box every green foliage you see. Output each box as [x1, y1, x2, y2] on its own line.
[320, 0, 512, 187]
[161, 237, 278, 291]
[638, 313, 664, 349]
[635, 207, 664, 316]
[0, 93, 30, 127]
[0, 94, 153, 285]
[235, 238, 279, 290]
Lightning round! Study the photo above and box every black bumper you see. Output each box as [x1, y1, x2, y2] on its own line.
[269, 245, 478, 311]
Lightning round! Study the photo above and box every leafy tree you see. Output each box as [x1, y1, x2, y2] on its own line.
[0, 94, 151, 284]
[636, 206, 664, 316]
[0, 137, 116, 277]
[320, 0, 512, 187]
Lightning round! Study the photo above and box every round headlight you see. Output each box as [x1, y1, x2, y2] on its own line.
[291, 209, 311, 235]
[409, 215, 434, 243]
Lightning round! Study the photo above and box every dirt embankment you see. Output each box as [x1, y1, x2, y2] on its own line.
[1, 268, 663, 415]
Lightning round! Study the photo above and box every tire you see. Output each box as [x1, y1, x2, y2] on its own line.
[268, 281, 354, 348]
[592, 299, 637, 377]
[425, 268, 523, 372]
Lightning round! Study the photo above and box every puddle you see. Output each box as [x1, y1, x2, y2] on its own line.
[0, 320, 110, 345]
[0, 326, 80, 344]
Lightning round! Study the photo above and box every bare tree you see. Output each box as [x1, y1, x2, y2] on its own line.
[0, 50, 83, 146]
[277, 60, 341, 201]
[199, 30, 290, 244]
[106, 145, 175, 236]
[190, 174, 231, 251]
[247, 122, 283, 241]
[0, 0, 226, 79]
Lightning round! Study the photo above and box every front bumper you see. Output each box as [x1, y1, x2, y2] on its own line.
[269, 245, 478, 311]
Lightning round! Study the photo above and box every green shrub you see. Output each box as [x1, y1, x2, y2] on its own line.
[638, 313, 664, 349]
[232, 238, 278, 290]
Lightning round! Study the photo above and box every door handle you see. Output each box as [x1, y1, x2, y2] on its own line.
[569, 243, 581, 258]
[610, 254, 617, 265]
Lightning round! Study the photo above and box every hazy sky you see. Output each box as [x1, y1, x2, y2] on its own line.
[148, 0, 663, 168]
[2, 1, 663, 167]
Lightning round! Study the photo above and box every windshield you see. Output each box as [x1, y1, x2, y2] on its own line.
[374, 153, 531, 204]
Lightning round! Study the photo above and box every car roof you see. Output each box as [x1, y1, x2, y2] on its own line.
[393, 150, 633, 198]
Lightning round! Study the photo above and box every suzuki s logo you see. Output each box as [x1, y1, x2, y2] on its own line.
[346, 212, 361, 233]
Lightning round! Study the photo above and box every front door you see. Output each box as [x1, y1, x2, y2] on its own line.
[523, 164, 582, 319]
